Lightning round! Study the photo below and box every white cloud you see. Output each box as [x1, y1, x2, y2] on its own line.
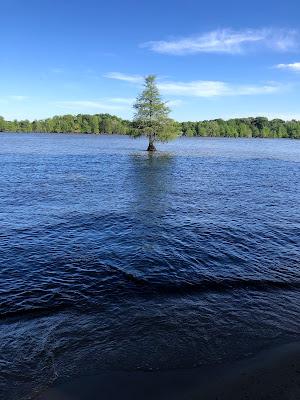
[158, 80, 282, 97]
[166, 99, 183, 107]
[9, 95, 29, 101]
[276, 62, 300, 71]
[260, 112, 300, 121]
[50, 68, 64, 74]
[104, 72, 285, 98]
[55, 100, 125, 111]
[107, 97, 135, 104]
[142, 28, 297, 55]
[104, 72, 144, 83]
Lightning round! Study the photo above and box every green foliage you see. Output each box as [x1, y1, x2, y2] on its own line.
[0, 116, 5, 131]
[0, 112, 299, 139]
[178, 117, 300, 139]
[0, 114, 130, 135]
[132, 75, 180, 146]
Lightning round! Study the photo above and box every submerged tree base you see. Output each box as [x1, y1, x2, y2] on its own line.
[147, 142, 157, 152]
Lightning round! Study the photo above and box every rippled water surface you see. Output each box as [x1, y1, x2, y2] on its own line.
[1, 133, 300, 399]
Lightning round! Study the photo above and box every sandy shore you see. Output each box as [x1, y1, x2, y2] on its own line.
[37, 341, 300, 400]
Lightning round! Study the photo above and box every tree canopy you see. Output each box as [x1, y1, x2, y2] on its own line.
[180, 117, 300, 139]
[0, 113, 300, 139]
[0, 114, 130, 135]
[131, 75, 180, 150]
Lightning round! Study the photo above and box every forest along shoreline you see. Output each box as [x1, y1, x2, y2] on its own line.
[1, 114, 300, 138]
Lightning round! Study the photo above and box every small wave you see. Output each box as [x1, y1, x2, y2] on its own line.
[150, 278, 300, 295]
[107, 264, 300, 295]
[1, 262, 299, 321]
[0, 303, 71, 320]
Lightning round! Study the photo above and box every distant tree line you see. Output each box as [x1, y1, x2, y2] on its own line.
[0, 114, 130, 135]
[0, 114, 300, 139]
[181, 117, 300, 139]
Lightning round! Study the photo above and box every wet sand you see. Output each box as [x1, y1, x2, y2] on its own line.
[37, 341, 300, 400]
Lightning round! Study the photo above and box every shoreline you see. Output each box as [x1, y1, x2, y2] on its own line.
[0, 131, 298, 140]
[37, 341, 300, 400]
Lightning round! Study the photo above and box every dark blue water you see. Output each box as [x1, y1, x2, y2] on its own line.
[1, 133, 300, 399]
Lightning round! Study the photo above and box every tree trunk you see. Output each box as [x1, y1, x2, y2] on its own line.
[147, 138, 156, 152]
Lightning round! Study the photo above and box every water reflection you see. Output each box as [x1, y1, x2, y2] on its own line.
[129, 152, 174, 217]
[123, 153, 175, 273]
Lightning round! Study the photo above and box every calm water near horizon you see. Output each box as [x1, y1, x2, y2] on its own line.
[1, 133, 300, 399]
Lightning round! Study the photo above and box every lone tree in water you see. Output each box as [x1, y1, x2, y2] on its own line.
[132, 75, 180, 151]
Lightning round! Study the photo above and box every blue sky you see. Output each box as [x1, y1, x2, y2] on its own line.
[1, 0, 300, 121]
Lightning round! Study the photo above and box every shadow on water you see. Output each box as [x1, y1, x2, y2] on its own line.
[128, 152, 174, 218]
[114, 151, 176, 276]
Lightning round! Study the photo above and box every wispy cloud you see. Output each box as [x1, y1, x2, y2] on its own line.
[55, 100, 126, 111]
[275, 62, 300, 71]
[104, 72, 144, 83]
[167, 99, 183, 107]
[104, 71, 285, 97]
[50, 68, 64, 74]
[106, 97, 135, 104]
[142, 28, 298, 55]
[158, 80, 283, 97]
[9, 95, 29, 101]
[262, 112, 300, 121]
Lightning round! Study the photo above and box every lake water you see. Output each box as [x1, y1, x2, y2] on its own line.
[0, 133, 300, 399]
